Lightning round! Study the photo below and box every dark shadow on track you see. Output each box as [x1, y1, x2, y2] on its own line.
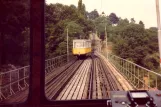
[77, 54, 91, 60]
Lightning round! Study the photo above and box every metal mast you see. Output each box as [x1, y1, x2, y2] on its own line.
[105, 25, 107, 48]
[156, 0, 161, 68]
[67, 28, 69, 62]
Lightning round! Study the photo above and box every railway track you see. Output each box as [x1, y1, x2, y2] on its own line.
[45, 59, 84, 100]
[88, 55, 123, 99]
[47, 54, 123, 100]
[56, 57, 91, 100]
[2, 54, 124, 103]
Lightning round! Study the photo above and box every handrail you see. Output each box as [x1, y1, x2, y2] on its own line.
[110, 54, 161, 77]
[105, 53, 161, 90]
[0, 66, 30, 75]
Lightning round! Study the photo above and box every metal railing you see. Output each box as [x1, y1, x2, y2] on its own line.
[106, 53, 161, 90]
[0, 66, 30, 100]
[45, 54, 76, 75]
[0, 54, 76, 101]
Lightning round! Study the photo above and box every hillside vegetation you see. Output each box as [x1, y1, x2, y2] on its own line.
[45, 0, 159, 72]
[0, 0, 160, 74]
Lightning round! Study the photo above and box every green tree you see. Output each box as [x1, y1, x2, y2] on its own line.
[118, 18, 129, 26]
[149, 27, 157, 31]
[78, 0, 82, 13]
[111, 22, 159, 71]
[114, 24, 147, 63]
[78, 0, 86, 17]
[139, 20, 144, 27]
[0, 0, 30, 67]
[94, 16, 111, 39]
[109, 13, 119, 25]
[88, 9, 99, 20]
[130, 18, 135, 23]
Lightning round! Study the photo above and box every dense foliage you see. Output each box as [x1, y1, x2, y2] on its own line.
[0, 1, 30, 69]
[0, 0, 160, 74]
[108, 20, 159, 72]
[109, 13, 119, 25]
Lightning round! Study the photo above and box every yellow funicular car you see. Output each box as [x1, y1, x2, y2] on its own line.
[72, 39, 91, 57]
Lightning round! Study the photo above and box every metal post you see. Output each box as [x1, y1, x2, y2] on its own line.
[67, 28, 69, 62]
[148, 72, 150, 89]
[51, 59, 53, 70]
[18, 70, 20, 91]
[123, 60, 124, 74]
[53, 59, 55, 68]
[138, 68, 140, 88]
[130, 63, 132, 80]
[156, 76, 158, 89]
[105, 26, 107, 52]
[120, 59, 122, 72]
[126, 61, 127, 76]
[156, 0, 161, 68]
[9, 72, 12, 95]
[127, 62, 129, 78]
[24, 68, 26, 87]
[130, 63, 132, 81]
[134, 64, 135, 85]
[25, 67, 29, 86]
[143, 70, 145, 89]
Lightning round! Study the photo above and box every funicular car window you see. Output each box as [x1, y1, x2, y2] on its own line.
[75, 42, 82, 48]
[0, 0, 30, 104]
[43, 0, 161, 105]
[83, 42, 84, 47]
[74, 42, 76, 48]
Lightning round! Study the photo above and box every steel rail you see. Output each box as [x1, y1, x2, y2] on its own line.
[88, 56, 94, 99]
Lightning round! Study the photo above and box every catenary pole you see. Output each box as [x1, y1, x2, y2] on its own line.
[105, 25, 107, 48]
[67, 28, 69, 62]
[156, 0, 161, 68]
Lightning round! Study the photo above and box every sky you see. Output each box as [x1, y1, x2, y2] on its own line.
[46, 0, 161, 28]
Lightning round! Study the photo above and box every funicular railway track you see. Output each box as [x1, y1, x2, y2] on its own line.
[88, 55, 123, 99]
[45, 59, 84, 100]
[47, 54, 123, 100]
[2, 54, 124, 103]
[56, 57, 92, 100]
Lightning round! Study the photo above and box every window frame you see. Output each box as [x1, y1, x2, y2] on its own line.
[1, 0, 110, 106]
